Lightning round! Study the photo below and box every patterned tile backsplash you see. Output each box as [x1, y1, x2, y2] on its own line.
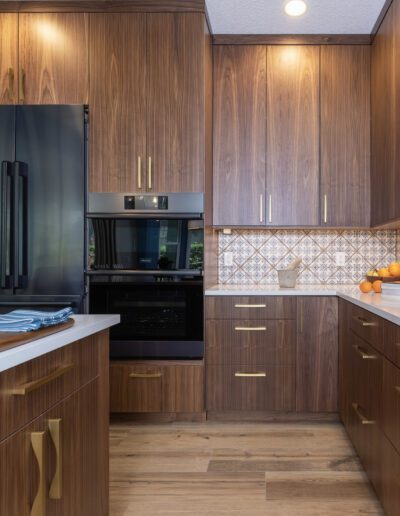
[218, 230, 399, 285]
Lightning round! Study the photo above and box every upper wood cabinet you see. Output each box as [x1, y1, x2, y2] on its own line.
[321, 45, 370, 227]
[0, 14, 18, 104]
[213, 45, 267, 226]
[266, 46, 320, 226]
[371, 0, 400, 227]
[18, 13, 88, 104]
[89, 12, 208, 193]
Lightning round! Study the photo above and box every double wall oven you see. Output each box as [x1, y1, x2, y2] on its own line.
[87, 193, 204, 360]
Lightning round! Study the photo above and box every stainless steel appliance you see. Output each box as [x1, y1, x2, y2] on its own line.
[87, 192, 204, 359]
[0, 105, 87, 313]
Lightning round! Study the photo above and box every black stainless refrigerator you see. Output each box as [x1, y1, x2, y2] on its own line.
[0, 105, 87, 313]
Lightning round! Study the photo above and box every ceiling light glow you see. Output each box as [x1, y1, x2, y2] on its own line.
[285, 0, 307, 17]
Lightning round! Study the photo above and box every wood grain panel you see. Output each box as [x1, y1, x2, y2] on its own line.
[383, 319, 400, 368]
[296, 297, 338, 412]
[0, 14, 18, 104]
[338, 299, 351, 426]
[213, 34, 373, 45]
[213, 45, 266, 226]
[206, 319, 295, 366]
[266, 45, 319, 226]
[321, 46, 371, 227]
[147, 12, 204, 192]
[382, 358, 400, 454]
[89, 13, 146, 192]
[349, 304, 383, 352]
[381, 433, 400, 516]
[163, 363, 204, 412]
[205, 296, 296, 320]
[19, 13, 88, 104]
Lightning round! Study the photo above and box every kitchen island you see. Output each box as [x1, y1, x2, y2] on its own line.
[0, 314, 119, 516]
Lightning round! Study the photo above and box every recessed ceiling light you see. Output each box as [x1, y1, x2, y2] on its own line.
[285, 0, 307, 17]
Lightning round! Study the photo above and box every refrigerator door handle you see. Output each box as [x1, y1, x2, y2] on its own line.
[12, 161, 28, 289]
[0, 161, 12, 289]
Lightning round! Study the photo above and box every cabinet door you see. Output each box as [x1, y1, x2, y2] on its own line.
[89, 13, 146, 192]
[0, 13, 18, 104]
[321, 45, 370, 227]
[147, 13, 204, 192]
[213, 45, 266, 226]
[266, 46, 320, 226]
[296, 297, 338, 412]
[18, 13, 88, 104]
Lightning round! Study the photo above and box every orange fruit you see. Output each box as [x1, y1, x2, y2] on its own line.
[359, 280, 373, 293]
[372, 280, 383, 293]
[378, 267, 391, 277]
[388, 263, 400, 276]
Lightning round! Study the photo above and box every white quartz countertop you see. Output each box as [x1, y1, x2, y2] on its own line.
[0, 314, 120, 373]
[205, 284, 400, 326]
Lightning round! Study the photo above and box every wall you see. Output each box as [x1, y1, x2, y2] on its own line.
[218, 229, 398, 285]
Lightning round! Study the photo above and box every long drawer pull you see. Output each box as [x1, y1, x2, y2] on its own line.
[352, 403, 375, 425]
[235, 326, 266, 331]
[235, 372, 266, 378]
[11, 364, 74, 395]
[129, 372, 162, 379]
[353, 315, 375, 327]
[49, 419, 62, 500]
[234, 304, 266, 308]
[352, 345, 377, 360]
[31, 431, 46, 516]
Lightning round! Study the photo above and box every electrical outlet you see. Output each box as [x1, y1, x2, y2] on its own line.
[335, 252, 346, 267]
[223, 252, 233, 267]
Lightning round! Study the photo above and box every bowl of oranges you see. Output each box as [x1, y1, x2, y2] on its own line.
[359, 262, 400, 294]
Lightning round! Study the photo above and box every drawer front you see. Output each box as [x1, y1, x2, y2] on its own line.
[384, 320, 400, 369]
[206, 320, 295, 366]
[381, 434, 400, 516]
[349, 305, 383, 351]
[0, 333, 102, 442]
[206, 364, 295, 411]
[382, 358, 400, 454]
[110, 363, 162, 412]
[205, 296, 296, 320]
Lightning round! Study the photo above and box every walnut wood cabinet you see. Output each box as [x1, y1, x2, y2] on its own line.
[0, 330, 109, 516]
[89, 12, 209, 193]
[0, 13, 18, 104]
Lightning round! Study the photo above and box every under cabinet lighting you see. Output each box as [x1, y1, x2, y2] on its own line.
[285, 0, 307, 17]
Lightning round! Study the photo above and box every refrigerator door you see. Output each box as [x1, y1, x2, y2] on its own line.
[0, 106, 15, 296]
[14, 105, 86, 296]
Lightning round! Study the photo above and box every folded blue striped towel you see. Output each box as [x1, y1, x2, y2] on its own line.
[0, 308, 73, 333]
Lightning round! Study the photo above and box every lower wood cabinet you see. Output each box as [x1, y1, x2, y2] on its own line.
[110, 361, 204, 414]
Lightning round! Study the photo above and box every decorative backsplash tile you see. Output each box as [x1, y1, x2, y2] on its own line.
[218, 230, 399, 285]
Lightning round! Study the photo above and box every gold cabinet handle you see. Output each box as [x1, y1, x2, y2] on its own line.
[48, 419, 62, 500]
[137, 156, 142, 189]
[129, 372, 162, 379]
[7, 67, 14, 102]
[234, 304, 266, 308]
[353, 315, 375, 327]
[323, 194, 328, 224]
[352, 345, 377, 360]
[31, 431, 46, 516]
[148, 156, 152, 190]
[268, 194, 272, 223]
[19, 68, 26, 103]
[352, 403, 375, 425]
[235, 372, 266, 378]
[234, 326, 266, 331]
[259, 194, 263, 223]
[11, 364, 74, 395]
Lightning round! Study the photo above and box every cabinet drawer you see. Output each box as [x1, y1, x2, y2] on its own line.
[384, 320, 400, 369]
[205, 296, 295, 320]
[382, 358, 400, 454]
[206, 320, 295, 366]
[381, 434, 400, 516]
[0, 333, 102, 442]
[206, 364, 295, 411]
[349, 305, 383, 351]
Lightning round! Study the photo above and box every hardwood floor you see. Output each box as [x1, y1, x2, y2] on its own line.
[109, 421, 383, 515]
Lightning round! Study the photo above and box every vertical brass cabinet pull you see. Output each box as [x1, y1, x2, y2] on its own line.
[352, 344, 377, 360]
[148, 157, 152, 190]
[19, 68, 26, 103]
[137, 156, 142, 189]
[7, 67, 14, 101]
[48, 419, 62, 500]
[31, 431, 46, 516]
[259, 194, 263, 223]
[353, 315, 375, 327]
[268, 194, 272, 223]
[235, 372, 266, 378]
[352, 403, 375, 425]
[323, 195, 328, 224]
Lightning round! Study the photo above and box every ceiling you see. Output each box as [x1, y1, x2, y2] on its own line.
[205, 0, 387, 34]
